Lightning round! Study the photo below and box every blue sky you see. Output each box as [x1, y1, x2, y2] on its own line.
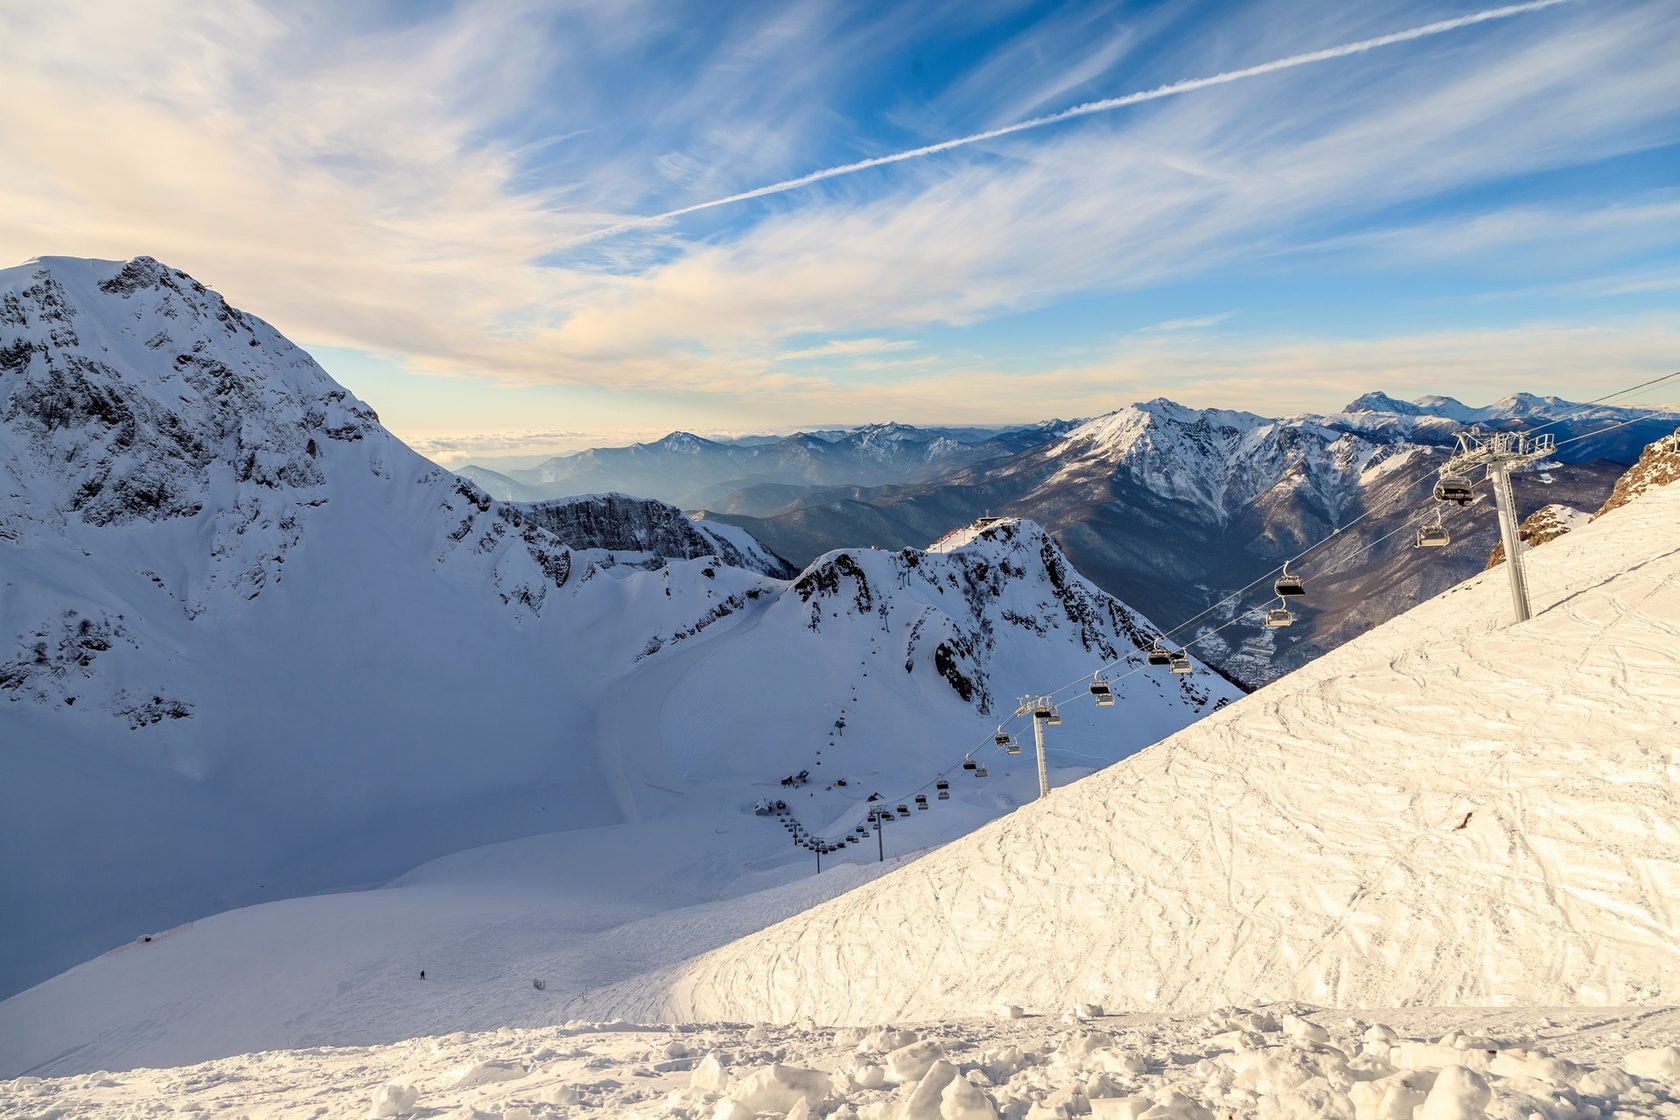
[2, 0, 1677, 463]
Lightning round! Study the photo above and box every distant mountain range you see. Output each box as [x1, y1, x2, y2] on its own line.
[456, 420, 1078, 511]
[695, 395, 1670, 684]
[454, 394, 1673, 688]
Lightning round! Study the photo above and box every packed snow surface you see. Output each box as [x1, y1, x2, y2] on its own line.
[603, 479, 1680, 1024]
[4, 1007, 1678, 1118]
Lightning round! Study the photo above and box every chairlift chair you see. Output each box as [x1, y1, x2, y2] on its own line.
[1434, 473, 1473, 505]
[1415, 515, 1450, 548]
[1033, 698, 1054, 720]
[936, 780, 950, 800]
[974, 766, 988, 778]
[1147, 644, 1172, 667]
[1264, 602, 1294, 629]
[994, 728, 1012, 748]
[962, 757, 977, 771]
[915, 794, 929, 810]
[896, 804, 910, 816]
[1006, 738, 1021, 756]
[1169, 651, 1193, 674]
[1046, 707, 1062, 727]
[1274, 561, 1305, 597]
[1089, 675, 1115, 707]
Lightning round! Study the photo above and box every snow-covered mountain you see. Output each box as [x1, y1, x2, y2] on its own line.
[461, 421, 1074, 512]
[1331, 390, 1678, 463]
[0, 256, 1230, 1007]
[591, 445, 1680, 1025]
[712, 394, 1652, 684]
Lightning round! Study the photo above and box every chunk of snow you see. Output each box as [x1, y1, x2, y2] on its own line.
[445, 1059, 526, 1088]
[1624, 1045, 1680, 1081]
[369, 1081, 419, 1118]
[941, 1073, 999, 1120]
[1347, 1074, 1428, 1120]
[711, 1098, 754, 1120]
[729, 1062, 828, 1113]
[1415, 1065, 1490, 1120]
[900, 1058, 958, 1120]
[691, 1052, 729, 1093]
[886, 1039, 947, 1083]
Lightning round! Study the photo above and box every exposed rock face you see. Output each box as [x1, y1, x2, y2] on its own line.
[1595, 428, 1680, 518]
[1486, 504, 1589, 568]
[511, 492, 795, 578]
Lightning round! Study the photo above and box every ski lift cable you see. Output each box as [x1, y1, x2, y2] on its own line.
[897, 373, 1674, 818]
[1035, 373, 1677, 704]
[1548, 405, 1680, 456]
[792, 372, 1679, 847]
[974, 370, 1680, 811]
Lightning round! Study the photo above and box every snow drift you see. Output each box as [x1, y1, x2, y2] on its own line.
[602, 470, 1680, 1022]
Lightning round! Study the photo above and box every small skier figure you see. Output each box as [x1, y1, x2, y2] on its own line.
[420, 969, 427, 980]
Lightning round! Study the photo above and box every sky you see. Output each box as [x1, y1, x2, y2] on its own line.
[2, 0, 1677, 465]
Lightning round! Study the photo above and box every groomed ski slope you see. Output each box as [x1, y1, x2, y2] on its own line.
[598, 476, 1680, 1024]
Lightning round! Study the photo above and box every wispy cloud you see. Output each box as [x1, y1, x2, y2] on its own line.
[1144, 313, 1236, 332]
[2, 0, 1674, 439]
[557, 0, 1576, 248]
[777, 338, 919, 360]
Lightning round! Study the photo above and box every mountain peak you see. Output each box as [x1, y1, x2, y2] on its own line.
[1343, 391, 1426, 415]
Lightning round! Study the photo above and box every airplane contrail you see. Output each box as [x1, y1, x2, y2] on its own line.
[559, 0, 1573, 249]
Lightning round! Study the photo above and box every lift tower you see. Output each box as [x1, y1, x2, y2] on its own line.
[1439, 430, 1556, 623]
[1014, 695, 1054, 799]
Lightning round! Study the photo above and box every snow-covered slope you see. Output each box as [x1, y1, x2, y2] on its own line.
[0, 510, 1233, 1075]
[0, 256, 1231, 1013]
[599, 477, 1680, 1024]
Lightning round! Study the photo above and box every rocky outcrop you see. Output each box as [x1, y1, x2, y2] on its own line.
[1486, 503, 1588, 567]
[511, 492, 795, 578]
[1595, 428, 1680, 518]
